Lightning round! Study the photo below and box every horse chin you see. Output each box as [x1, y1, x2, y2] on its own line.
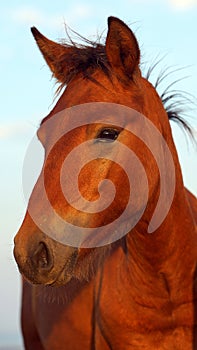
[21, 259, 76, 287]
[47, 271, 73, 287]
[47, 252, 79, 287]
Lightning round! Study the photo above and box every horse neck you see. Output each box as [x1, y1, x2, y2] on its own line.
[125, 150, 197, 296]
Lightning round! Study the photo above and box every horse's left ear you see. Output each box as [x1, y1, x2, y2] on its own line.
[106, 17, 140, 80]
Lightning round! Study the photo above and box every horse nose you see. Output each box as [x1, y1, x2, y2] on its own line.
[31, 241, 53, 271]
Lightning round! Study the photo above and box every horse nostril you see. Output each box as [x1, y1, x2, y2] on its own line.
[31, 242, 53, 270]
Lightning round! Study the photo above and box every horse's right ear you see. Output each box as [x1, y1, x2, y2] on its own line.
[106, 17, 140, 81]
[31, 27, 73, 83]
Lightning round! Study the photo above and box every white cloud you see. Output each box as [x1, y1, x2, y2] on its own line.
[12, 7, 43, 24]
[0, 122, 33, 140]
[124, 0, 197, 10]
[11, 6, 61, 30]
[68, 4, 92, 21]
[10, 4, 93, 31]
[168, 0, 197, 10]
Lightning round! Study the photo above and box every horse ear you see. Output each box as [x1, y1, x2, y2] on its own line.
[106, 17, 140, 80]
[31, 27, 73, 83]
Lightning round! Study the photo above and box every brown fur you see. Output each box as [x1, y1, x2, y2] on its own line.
[14, 17, 197, 349]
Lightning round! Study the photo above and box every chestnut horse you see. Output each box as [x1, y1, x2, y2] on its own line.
[14, 17, 197, 349]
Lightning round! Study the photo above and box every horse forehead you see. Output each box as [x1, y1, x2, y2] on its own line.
[64, 75, 119, 105]
[56, 71, 145, 109]
[39, 72, 149, 138]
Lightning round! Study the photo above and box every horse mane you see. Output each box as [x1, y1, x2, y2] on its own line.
[57, 29, 110, 87]
[55, 28, 194, 137]
[145, 62, 194, 136]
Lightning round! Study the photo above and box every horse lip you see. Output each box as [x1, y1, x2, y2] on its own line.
[13, 246, 71, 286]
[47, 268, 72, 286]
[47, 249, 79, 286]
[18, 259, 72, 286]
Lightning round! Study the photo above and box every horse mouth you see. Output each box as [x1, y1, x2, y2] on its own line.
[47, 249, 79, 286]
[14, 241, 79, 286]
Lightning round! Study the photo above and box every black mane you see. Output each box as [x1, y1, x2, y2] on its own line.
[58, 29, 110, 86]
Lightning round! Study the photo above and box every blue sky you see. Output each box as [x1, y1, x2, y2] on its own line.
[1, 1, 197, 347]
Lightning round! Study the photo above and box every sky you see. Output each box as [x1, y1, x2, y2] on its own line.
[0, 0, 197, 348]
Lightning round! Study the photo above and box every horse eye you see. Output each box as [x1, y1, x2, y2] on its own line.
[96, 128, 120, 142]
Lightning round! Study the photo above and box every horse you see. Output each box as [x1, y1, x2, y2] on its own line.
[14, 17, 197, 349]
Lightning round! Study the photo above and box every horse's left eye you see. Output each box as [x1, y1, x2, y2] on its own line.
[96, 128, 120, 142]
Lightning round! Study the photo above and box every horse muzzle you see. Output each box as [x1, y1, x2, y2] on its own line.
[14, 224, 78, 286]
